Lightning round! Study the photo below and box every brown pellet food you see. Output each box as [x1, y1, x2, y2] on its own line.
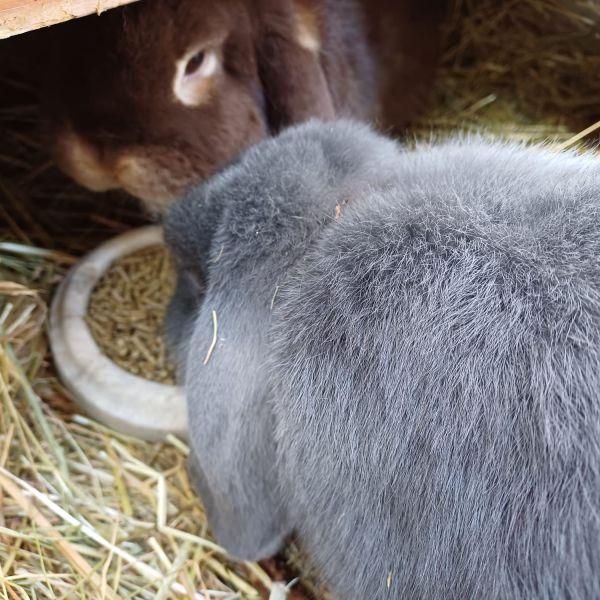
[86, 245, 178, 385]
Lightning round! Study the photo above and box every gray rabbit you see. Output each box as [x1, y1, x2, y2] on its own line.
[163, 120, 600, 599]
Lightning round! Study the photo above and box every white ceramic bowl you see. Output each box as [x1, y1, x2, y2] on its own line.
[49, 226, 188, 442]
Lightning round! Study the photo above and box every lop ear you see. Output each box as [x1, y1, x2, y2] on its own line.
[166, 181, 291, 559]
[184, 296, 291, 560]
[255, 0, 335, 132]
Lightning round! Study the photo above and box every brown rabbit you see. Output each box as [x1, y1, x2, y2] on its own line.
[35, 0, 444, 213]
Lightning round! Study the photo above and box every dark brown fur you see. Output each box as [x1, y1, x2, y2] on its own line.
[363, 0, 447, 132]
[32, 0, 444, 211]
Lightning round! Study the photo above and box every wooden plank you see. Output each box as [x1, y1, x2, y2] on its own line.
[0, 0, 139, 39]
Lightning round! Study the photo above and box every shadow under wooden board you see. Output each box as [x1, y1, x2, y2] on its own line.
[0, 0, 138, 38]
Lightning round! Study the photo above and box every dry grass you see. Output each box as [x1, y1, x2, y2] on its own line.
[414, 0, 600, 146]
[1, 0, 600, 597]
[0, 247, 279, 599]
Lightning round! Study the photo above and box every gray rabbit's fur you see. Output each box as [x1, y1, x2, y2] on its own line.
[164, 120, 600, 599]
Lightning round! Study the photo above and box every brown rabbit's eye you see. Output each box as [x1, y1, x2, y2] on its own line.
[185, 51, 205, 76]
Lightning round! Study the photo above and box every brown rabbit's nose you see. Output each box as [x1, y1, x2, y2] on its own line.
[114, 154, 184, 214]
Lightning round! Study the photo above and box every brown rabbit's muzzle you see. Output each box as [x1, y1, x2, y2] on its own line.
[53, 132, 198, 213]
[52, 102, 267, 214]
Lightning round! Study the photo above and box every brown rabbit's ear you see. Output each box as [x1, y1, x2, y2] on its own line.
[255, 0, 335, 132]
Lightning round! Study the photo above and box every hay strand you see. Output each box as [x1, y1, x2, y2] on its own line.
[203, 310, 218, 366]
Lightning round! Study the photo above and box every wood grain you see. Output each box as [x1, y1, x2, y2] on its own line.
[0, 0, 139, 39]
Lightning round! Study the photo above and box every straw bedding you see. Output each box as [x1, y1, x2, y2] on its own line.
[1, 0, 599, 597]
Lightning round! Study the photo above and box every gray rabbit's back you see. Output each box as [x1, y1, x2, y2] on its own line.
[270, 138, 600, 598]
[164, 122, 600, 599]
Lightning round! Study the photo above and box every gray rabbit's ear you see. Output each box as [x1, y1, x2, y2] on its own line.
[164, 185, 220, 269]
[184, 298, 290, 560]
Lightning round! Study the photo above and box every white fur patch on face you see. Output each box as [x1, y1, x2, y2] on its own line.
[173, 47, 220, 107]
[293, 1, 321, 53]
[295, 21, 320, 52]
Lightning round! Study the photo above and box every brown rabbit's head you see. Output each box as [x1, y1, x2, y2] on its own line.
[40, 0, 375, 213]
